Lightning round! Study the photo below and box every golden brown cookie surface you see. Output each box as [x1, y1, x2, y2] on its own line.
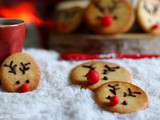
[54, 1, 89, 33]
[85, 0, 135, 34]
[95, 81, 148, 113]
[0, 53, 41, 92]
[137, 0, 160, 34]
[70, 61, 133, 90]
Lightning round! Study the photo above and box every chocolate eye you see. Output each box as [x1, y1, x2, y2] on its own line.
[15, 80, 20, 85]
[113, 16, 118, 20]
[26, 80, 30, 84]
[96, 16, 102, 20]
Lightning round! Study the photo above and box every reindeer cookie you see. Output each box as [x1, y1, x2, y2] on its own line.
[137, 0, 160, 35]
[70, 61, 132, 90]
[54, 0, 89, 33]
[84, 0, 135, 34]
[95, 81, 148, 113]
[0, 53, 41, 92]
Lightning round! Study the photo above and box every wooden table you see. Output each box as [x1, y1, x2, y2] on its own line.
[49, 33, 160, 54]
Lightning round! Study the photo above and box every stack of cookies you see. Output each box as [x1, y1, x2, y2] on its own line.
[70, 61, 148, 113]
[53, 0, 160, 35]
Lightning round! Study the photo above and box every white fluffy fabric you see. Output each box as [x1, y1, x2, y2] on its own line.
[0, 49, 160, 120]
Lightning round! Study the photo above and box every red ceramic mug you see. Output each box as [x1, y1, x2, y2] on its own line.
[0, 18, 26, 63]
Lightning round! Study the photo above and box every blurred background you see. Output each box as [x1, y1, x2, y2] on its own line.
[0, 0, 60, 49]
[0, 0, 160, 54]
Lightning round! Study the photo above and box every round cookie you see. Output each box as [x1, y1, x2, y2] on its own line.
[70, 61, 133, 90]
[0, 52, 41, 92]
[54, 0, 89, 33]
[84, 0, 135, 34]
[95, 81, 148, 113]
[137, 0, 160, 35]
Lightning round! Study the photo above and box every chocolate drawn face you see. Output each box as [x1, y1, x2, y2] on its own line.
[102, 64, 120, 81]
[140, 0, 160, 30]
[71, 62, 132, 90]
[94, 0, 119, 13]
[94, 0, 122, 27]
[82, 63, 120, 83]
[89, 0, 134, 30]
[95, 81, 148, 113]
[4, 60, 31, 89]
[1, 53, 40, 92]
[143, 2, 159, 15]
[105, 83, 142, 106]
[4, 61, 31, 75]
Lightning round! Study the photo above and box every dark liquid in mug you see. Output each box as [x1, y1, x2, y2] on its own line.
[0, 22, 18, 26]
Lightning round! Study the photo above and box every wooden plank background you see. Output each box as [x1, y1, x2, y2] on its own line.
[49, 0, 160, 54]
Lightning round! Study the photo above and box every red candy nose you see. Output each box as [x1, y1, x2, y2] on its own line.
[101, 16, 113, 27]
[21, 84, 29, 93]
[151, 24, 160, 30]
[109, 96, 119, 106]
[86, 69, 100, 85]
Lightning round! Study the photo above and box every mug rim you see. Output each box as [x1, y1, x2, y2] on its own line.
[0, 18, 25, 27]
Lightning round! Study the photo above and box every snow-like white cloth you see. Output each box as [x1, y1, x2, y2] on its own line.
[0, 49, 160, 120]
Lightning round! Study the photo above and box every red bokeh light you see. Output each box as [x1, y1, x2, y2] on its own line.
[0, 2, 54, 27]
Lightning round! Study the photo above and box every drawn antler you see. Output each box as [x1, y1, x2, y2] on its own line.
[19, 62, 31, 74]
[82, 64, 95, 69]
[123, 88, 141, 97]
[104, 65, 120, 72]
[4, 61, 17, 75]
[108, 84, 120, 95]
